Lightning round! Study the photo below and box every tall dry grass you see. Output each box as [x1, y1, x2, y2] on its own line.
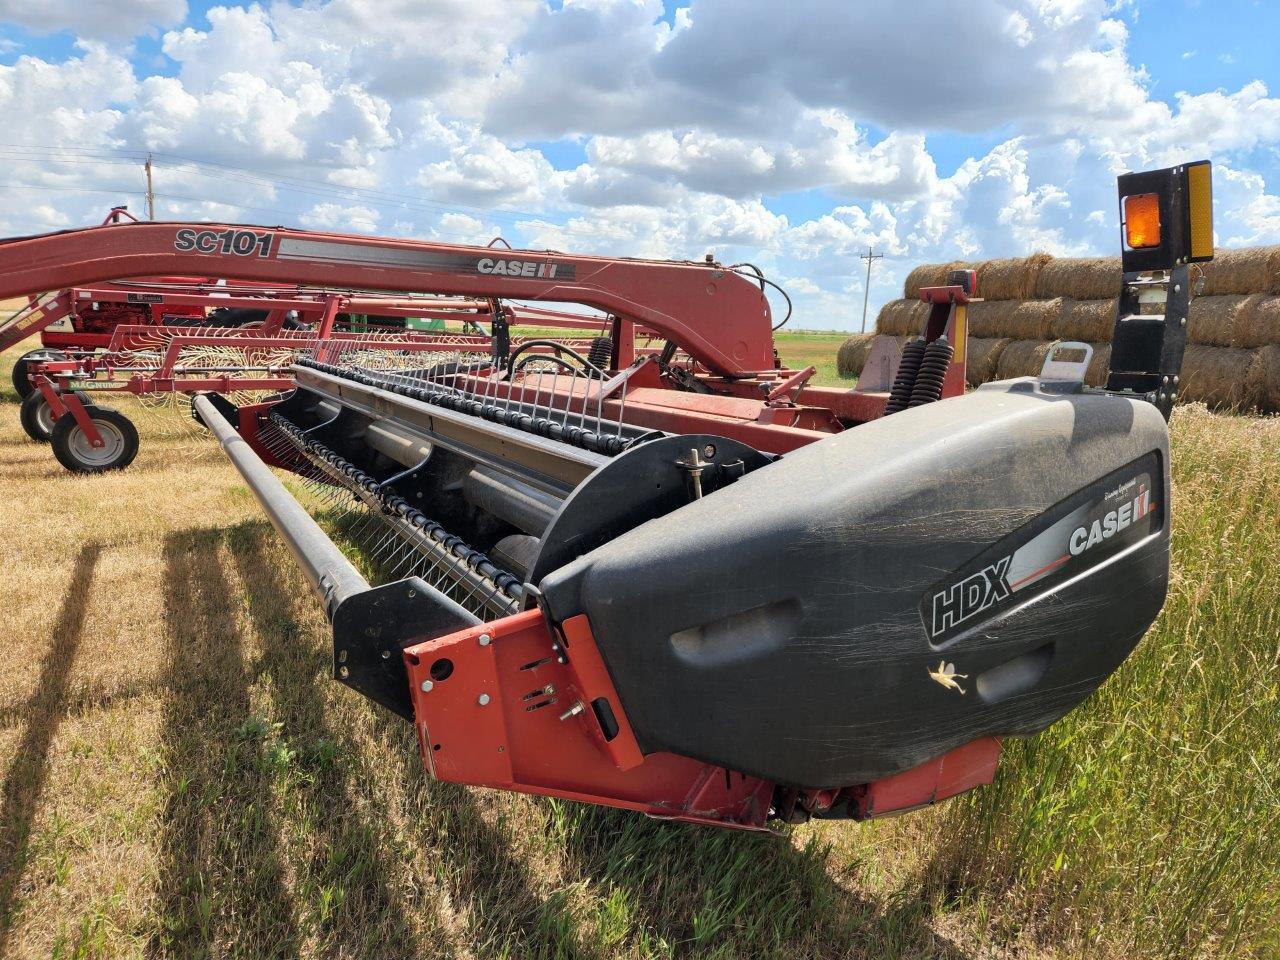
[920, 407, 1280, 958]
[0, 343, 1276, 958]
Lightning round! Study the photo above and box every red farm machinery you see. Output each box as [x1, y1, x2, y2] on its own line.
[0, 162, 1211, 828]
[8, 279, 621, 469]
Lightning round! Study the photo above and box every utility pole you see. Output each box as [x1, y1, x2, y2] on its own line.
[144, 154, 155, 220]
[859, 246, 884, 333]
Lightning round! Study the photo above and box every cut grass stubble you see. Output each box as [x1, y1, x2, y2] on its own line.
[0, 344, 1275, 958]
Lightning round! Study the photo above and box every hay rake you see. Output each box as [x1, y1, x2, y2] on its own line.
[0, 162, 1212, 829]
[17, 284, 610, 469]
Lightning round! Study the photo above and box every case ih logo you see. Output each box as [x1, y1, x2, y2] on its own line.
[476, 257, 564, 279]
[930, 557, 1012, 638]
[1069, 487, 1152, 557]
[174, 228, 274, 257]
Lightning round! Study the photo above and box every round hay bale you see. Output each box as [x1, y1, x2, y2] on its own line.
[1004, 299, 1060, 340]
[1084, 342, 1111, 388]
[875, 298, 930, 337]
[1049, 299, 1117, 342]
[1248, 345, 1280, 413]
[1178, 344, 1261, 411]
[964, 337, 1011, 387]
[904, 262, 961, 299]
[996, 339, 1054, 379]
[1229, 295, 1280, 348]
[836, 333, 875, 377]
[1195, 247, 1280, 296]
[975, 253, 1052, 301]
[1187, 295, 1260, 347]
[966, 301, 1015, 339]
[967, 299, 1059, 339]
[1034, 257, 1121, 300]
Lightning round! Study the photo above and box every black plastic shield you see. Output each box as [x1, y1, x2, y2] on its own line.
[539, 380, 1171, 788]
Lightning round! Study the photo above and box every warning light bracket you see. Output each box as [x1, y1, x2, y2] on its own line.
[1118, 161, 1212, 273]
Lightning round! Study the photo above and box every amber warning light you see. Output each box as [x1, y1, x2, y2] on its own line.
[1123, 193, 1162, 250]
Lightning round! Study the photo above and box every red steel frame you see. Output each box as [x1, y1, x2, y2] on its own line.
[0, 223, 974, 444]
[390, 605, 999, 829]
[0, 221, 774, 374]
[18, 278, 621, 452]
[0, 216, 987, 827]
[3, 281, 493, 354]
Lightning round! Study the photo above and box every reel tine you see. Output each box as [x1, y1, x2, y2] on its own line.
[265, 406, 519, 619]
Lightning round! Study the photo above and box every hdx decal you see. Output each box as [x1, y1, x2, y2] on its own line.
[930, 557, 1012, 638]
[923, 464, 1160, 647]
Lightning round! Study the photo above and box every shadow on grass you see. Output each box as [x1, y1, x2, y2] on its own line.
[151, 529, 303, 960]
[223, 523, 444, 959]
[550, 803, 973, 960]
[335, 544, 971, 957]
[0, 542, 99, 956]
[226, 522, 598, 960]
[0, 679, 153, 732]
[149, 516, 972, 959]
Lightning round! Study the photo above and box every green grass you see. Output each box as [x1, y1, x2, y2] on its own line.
[920, 409, 1280, 957]
[0, 340, 1277, 958]
[511, 325, 857, 388]
[774, 330, 855, 387]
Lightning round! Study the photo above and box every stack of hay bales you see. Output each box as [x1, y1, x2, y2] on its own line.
[835, 333, 876, 377]
[837, 247, 1280, 412]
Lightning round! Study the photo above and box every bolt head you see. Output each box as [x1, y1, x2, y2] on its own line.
[421, 680, 433, 693]
[478, 693, 491, 706]
[478, 633, 491, 646]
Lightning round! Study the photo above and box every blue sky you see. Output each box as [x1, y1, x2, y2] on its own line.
[0, 0, 1279, 329]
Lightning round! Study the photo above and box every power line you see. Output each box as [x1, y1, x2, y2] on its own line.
[0, 182, 492, 246]
[0, 142, 547, 229]
[153, 191, 385, 228]
[0, 182, 143, 198]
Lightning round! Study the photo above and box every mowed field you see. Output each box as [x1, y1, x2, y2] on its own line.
[0, 335, 1277, 960]
[775, 330, 855, 386]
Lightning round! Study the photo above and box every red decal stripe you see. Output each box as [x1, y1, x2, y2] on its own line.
[1011, 553, 1071, 590]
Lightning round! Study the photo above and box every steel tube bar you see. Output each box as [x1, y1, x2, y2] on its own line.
[193, 393, 369, 616]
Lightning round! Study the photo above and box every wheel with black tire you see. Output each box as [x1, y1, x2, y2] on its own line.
[50, 406, 138, 473]
[20, 389, 94, 443]
[11, 349, 66, 398]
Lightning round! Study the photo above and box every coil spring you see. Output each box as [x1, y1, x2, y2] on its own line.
[884, 338, 926, 414]
[908, 336, 953, 407]
[587, 335, 613, 370]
